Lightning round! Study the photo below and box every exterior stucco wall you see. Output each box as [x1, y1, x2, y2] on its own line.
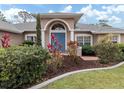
[41, 18, 75, 30]
[45, 30, 49, 48]
[0, 31, 24, 47]
[93, 34, 106, 45]
[120, 34, 124, 43]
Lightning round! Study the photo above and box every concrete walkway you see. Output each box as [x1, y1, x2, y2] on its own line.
[29, 61, 124, 89]
[81, 56, 99, 62]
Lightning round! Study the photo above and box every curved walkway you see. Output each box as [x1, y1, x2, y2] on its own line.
[29, 61, 124, 89]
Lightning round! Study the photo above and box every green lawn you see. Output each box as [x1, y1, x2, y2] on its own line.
[45, 64, 124, 89]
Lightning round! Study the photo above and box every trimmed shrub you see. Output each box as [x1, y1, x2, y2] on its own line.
[94, 35, 123, 64]
[117, 43, 124, 53]
[22, 40, 35, 46]
[82, 45, 95, 56]
[0, 46, 51, 88]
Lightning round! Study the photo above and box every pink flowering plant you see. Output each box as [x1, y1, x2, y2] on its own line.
[47, 34, 62, 53]
[47, 34, 63, 72]
[1, 33, 10, 48]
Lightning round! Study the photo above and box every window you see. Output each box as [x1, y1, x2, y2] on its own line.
[26, 35, 36, 42]
[51, 23, 65, 30]
[84, 36, 91, 45]
[76, 35, 92, 46]
[77, 36, 83, 46]
[112, 35, 118, 43]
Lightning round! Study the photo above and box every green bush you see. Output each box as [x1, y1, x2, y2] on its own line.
[22, 40, 35, 46]
[117, 43, 124, 53]
[0, 46, 51, 88]
[82, 45, 95, 56]
[94, 42, 123, 64]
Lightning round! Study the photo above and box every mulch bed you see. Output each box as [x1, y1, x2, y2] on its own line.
[42, 55, 119, 81]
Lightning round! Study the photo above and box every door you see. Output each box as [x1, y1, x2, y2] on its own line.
[51, 33, 65, 52]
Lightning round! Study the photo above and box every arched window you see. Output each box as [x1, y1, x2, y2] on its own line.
[51, 23, 65, 30]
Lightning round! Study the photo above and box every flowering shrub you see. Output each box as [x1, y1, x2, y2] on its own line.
[47, 34, 62, 53]
[1, 33, 10, 48]
[67, 41, 79, 64]
[47, 34, 63, 72]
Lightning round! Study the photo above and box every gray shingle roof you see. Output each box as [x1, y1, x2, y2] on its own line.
[0, 20, 124, 34]
[76, 23, 124, 34]
[0, 20, 22, 33]
[14, 22, 36, 32]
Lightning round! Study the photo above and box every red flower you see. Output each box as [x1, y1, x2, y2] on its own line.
[47, 43, 52, 49]
[1, 33, 10, 48]
[51, 34, 55, 40]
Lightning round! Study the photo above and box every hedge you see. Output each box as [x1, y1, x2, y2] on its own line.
[22, 40, 35, 46]
[0, 46, 51, 88]
[82, 45, 95, 56]
[94, 42, 123, 64]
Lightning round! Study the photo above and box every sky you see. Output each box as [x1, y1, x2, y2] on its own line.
[0, 4, 124, 28]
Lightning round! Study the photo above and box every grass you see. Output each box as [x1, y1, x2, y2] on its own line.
[45, 64, 124, 89]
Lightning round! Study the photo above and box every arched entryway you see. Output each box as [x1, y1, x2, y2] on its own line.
[43, 19, 72, 52]
[49, 22, 67, 52]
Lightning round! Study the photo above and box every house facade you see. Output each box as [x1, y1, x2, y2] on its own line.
[1, 13, 124, 51]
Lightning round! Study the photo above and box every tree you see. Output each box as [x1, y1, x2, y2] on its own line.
[18, 11, 34, 23]
[98, 19, 111, 27]
[0, 11, 6, 22]
[36, 14, 41, 46]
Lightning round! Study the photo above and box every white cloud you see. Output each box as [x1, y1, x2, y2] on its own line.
[79, 4, 94, 17]
[102, 5, 124, 14]
[78, 5, 109, 21]
[93, 9, 109, 20]
[1, 8, 26, 23]
[0, 8, 35, 23]
[109, 16, 122, 24]
[48, 10, 54, 13]
[61, 5, 72, 12]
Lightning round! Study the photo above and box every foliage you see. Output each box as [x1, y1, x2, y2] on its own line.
[18, 11, 34, 23]
[22, 40, 35, 46]
[1, 33, 10, 48]
[67, 41, 79, 64]
[47, 34, 63, 72]
[0, 46, 51, 88]
[94, 34, 123, 64]
[47, 34, 62, 53]
[116, 43, 124, 61]
[82, 45, 95, 56]
[117, 43, 124, 53]
[36, 14, 41, 46]
[0, 11, 6, 22]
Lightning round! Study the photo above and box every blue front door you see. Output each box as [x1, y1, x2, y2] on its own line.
[51, 33, 65, 52]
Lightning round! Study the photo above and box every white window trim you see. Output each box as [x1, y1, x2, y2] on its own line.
[25, 34, 36, 42]
[111, 34, 121, 43]
[75, 34, 93, 46]
[118, 34, 121, 43]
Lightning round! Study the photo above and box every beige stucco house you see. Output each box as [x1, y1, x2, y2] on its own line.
[1, 13, 124, 51]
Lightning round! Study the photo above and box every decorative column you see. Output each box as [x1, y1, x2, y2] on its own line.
[41, 29, 45, 48]
[70, 29, 74, 41]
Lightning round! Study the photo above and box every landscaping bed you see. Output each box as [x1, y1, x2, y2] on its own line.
[42, 55, 119, 82]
